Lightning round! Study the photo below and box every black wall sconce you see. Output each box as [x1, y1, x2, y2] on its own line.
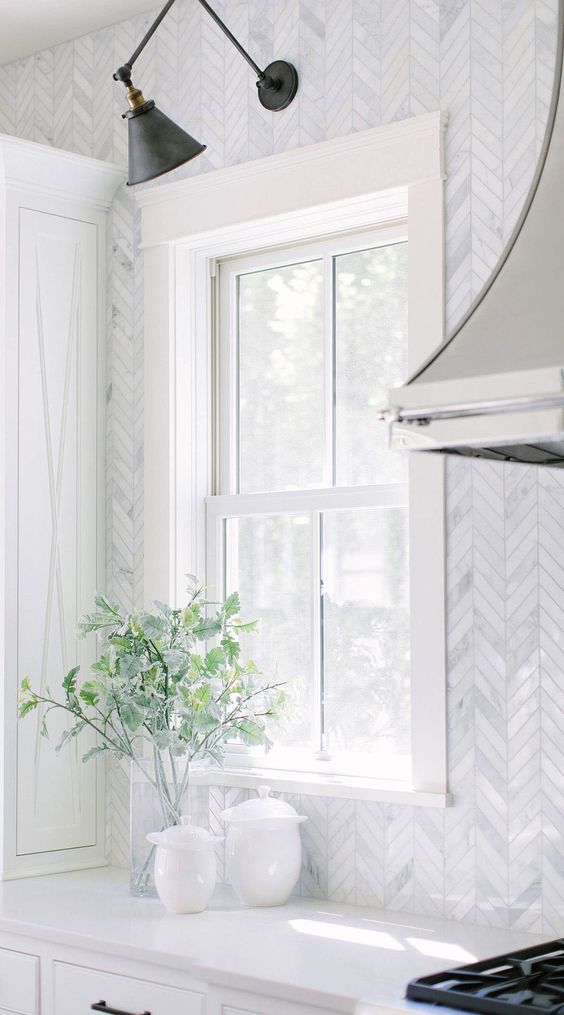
[114, 0, 299, 186]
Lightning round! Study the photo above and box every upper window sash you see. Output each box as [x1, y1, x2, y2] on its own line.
[216, 224, 408, 498]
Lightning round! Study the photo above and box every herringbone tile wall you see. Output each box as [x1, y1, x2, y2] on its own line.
[0, 0, 562, 928]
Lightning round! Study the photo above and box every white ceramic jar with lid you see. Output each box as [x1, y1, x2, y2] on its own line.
[146, 817, 223, 913]
[221, 786, 307, 907]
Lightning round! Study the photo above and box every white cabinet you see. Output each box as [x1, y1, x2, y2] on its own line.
[53, 962, 205, 1015]
[0, 933, 344, 1015]
[0, 133, 123, 878]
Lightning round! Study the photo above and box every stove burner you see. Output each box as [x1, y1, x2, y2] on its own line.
[406, 941, 564, 1015]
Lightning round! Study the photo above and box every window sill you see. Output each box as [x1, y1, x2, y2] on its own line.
[190, 765, 453, 807]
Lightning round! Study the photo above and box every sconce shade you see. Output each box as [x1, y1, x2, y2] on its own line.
[126, 100, 206, 185]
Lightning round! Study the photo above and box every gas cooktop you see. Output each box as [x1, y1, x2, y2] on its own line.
[406, 940, 564, 1015]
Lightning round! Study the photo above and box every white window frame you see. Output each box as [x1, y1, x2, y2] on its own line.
[137, 112, 450, 806]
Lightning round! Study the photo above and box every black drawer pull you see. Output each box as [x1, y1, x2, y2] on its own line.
[91, 1002, 151, 1015]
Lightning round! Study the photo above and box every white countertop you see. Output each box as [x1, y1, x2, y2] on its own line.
[0, 868, 549, 1013]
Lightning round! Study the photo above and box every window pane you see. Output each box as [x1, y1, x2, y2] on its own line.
[238, 261, 325, 494]
[335, 242, 408, 486]
[321, 505, 411, 766]
[225, 513, 313, 748]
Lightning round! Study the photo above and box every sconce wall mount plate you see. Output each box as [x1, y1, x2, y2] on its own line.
[258, 61, 299, 111]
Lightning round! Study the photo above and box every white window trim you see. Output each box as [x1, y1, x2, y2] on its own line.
[138, 112, 451, 807]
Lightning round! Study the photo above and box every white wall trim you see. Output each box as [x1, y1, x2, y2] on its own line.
[140, 113, 448, 796]
[137, 112, 447, 248]
[191, 766, 452, 808]
[0, 134, 124, 209]
[138, 110, 445, 209]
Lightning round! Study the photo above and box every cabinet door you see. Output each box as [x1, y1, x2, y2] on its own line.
[16, 208, 100, 856]
[0, 945, 39, 1014]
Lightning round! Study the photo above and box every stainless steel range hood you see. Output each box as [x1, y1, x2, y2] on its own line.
[386, 2, 564, 466]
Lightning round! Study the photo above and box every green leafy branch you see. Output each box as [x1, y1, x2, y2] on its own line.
[18, 582, 285, 785]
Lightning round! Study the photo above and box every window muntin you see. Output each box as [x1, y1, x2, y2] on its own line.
[211, 227, 412, 780]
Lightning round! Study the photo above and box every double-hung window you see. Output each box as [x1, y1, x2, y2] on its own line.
[207, 226, 417, 782]
[140, 113, 447, 798]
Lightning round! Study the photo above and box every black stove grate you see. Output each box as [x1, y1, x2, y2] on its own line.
[406, 940, 564, 1015]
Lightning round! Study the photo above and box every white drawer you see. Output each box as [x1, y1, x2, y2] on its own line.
[53, 962, 204, 1015]
[0, 946, 39, 1015]
[223, 1009, 261, 1015]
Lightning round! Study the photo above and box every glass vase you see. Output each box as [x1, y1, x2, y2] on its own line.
[129, 749, 191, 897]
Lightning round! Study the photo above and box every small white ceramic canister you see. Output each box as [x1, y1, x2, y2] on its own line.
[221, 786, 307, 907]
[146, 817, 223, 914]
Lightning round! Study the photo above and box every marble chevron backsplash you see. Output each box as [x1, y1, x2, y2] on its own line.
[1, 0, 563, 929]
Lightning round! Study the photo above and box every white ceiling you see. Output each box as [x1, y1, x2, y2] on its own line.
[0, 0, 157, 66]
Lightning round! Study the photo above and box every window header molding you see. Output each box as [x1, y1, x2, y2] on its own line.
[136, 111, 447, 249]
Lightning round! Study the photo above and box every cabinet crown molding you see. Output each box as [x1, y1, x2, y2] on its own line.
[0, 133, 125, 208]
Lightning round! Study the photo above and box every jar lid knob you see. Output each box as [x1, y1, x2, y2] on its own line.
[258, 785, 271, 799]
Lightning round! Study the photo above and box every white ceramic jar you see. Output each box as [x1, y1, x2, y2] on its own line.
[222, 786, 307, 907]
[146, 817, 222, 914]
